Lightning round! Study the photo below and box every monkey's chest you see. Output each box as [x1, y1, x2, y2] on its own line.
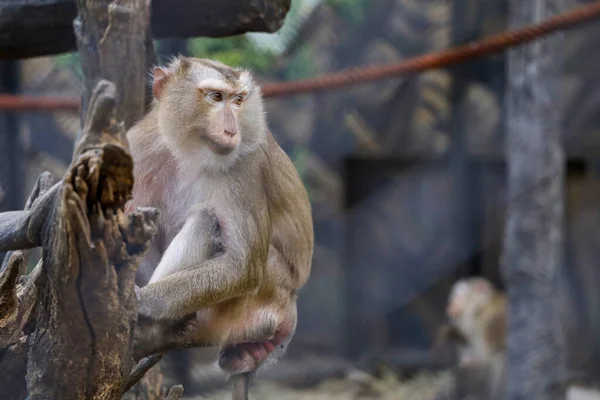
[161, 175, 221, 242]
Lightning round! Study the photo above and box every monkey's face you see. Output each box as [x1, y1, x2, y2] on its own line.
[154, 57, 268, 172]
[447, 278, 493, 320]
[447, 281, 469, 320]
[197, 87, 244, 156]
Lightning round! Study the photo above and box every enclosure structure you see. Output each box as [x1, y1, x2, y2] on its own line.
[0, 0, 599, 398]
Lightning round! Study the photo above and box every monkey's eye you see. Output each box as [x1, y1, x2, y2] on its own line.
[232, 95, 244, 106]
[207, 92, 223, 103]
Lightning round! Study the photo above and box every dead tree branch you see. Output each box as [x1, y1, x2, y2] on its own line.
[0, 80, 156, 399]
[0, 172, 56, 400]
[0, 0, 291, 60]
[1, 171, 55, 271]
[74, 0, 153, 129]
[0, 184, 59, 253]
[26, 80, 158, 399]
[164, 385, 184, 400]
[125, 354, 165, 394]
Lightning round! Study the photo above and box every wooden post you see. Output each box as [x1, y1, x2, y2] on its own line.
[0, 61, 22, 212]
[0, 61, 22, 264]
[74, 0, 153, 129]
[502, 0, 566, 398]
[449, 0, 483, 280]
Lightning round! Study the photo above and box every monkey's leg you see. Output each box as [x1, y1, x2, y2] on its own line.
[139, 212, 266, 320]
[231, 373, 250, 400]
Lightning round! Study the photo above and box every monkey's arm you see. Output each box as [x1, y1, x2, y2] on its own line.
[139, 207, 269, 320]
[482, 299, 507, 354]
[264, 135, 314, 288]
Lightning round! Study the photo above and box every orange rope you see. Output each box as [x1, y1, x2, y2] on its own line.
[0, 95, 79, 112]
[262, 1, 600, 97]
[1, 1, 600, 111]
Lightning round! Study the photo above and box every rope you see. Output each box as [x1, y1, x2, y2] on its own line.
[0, 95, 79, 112]
[1, 1, 600, 111]
[261, 1, 600, 97]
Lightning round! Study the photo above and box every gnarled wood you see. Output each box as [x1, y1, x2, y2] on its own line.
[0, 184, 59, 253]
[125, 354, 165, 394]
[0, 0, 291, 60]
[1, 171, 55, 270]
[0, 252, 40, 346]
[74, 0, 153, 129]
[164, 385, 184, 400]
[18, 80, 159, 399]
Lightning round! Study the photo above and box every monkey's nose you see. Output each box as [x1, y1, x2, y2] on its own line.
[224, 129, 237, 137]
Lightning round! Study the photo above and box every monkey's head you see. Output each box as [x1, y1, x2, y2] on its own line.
[447, 277, 495, 321]
[151, 56, 267, 172]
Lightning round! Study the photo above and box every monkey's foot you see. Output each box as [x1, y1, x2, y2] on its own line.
[218, 329, 289, 374]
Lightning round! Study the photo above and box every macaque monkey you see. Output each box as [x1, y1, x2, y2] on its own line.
[433, 277, 507, 399]
[125, 57, 314, 397]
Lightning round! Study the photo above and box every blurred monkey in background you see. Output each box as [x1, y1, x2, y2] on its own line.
[433, 277, 507, 400]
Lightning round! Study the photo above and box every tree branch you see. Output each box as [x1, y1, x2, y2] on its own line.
[0, 251, 41, 342]
[124, 353, 164, 394]
[0, 183, 59, 253]
[0, 0, 291, 60]
[74, 0, 153, 129]
[164, 385, 184, 400]
[22, 80, 158, 399]
[1, 171, 56, 270]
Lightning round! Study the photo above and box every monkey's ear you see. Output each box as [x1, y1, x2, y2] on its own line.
[152, 67, 169, 100]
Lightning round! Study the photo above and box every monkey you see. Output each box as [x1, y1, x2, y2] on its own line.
[125, 56, 314, 397]
[432, 277, 507, 399]
[434, 277, 506, 365]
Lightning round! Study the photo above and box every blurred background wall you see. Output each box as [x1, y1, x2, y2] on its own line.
[2, 0, 600, 393]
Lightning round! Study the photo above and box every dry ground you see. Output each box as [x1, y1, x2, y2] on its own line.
[187, 369, 454, 400]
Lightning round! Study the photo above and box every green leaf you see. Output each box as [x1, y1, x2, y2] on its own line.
[188, 36, 275, 73]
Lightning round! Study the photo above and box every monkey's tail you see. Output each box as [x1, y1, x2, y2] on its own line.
[231, 372, 250, 400]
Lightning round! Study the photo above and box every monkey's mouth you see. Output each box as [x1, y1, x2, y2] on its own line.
[203, 135, 238, 156]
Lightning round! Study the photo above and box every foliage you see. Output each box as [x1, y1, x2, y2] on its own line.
[188, 36, 275, 73]
[326, 0, 369, 24]
[284, 44, 317, 80]
[54, 53, 83, 79]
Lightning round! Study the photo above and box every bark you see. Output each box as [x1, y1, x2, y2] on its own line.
[122, 364, 165, 400]
[0, 80, 162, 399]
[0, 0, 238, 396]
[27, 81, 158, 399]
[502, 0, 566, 399]
[74, 0, 153, 130]
[0, 0, 291, 60]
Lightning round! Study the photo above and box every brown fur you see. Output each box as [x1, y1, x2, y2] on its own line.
[441, 277, 506, 363]
[126, 57, 314, 380]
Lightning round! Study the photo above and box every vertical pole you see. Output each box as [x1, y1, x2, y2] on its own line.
[450, 0, 482, 279]
[0, 61, 22, 212]
[0, 61, 22, 263]
[502, 0, 566, 398]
